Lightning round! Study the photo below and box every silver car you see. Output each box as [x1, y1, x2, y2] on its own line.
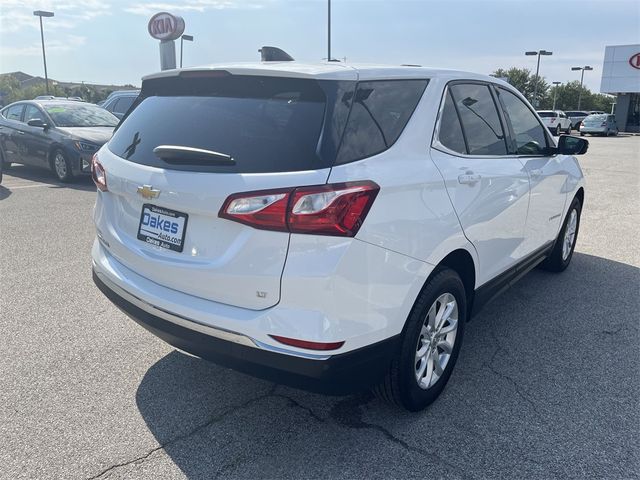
[580, 114, 619, 136]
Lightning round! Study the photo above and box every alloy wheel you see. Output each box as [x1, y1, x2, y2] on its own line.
[415, 292, 459, 389]
[54, 153, 67, 180]
[562, 209, 578, 261]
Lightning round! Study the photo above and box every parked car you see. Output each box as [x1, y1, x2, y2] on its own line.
[0, 100, 119, 182]
[536, 110, 572, 135]
[100, 90, 140, 119]
[580, 113, 619, 136]
[565, 110, 591, 130]
[91, 63, 587, 411]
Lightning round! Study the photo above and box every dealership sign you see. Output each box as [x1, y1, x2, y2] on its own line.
[629, 53, 640, 70]
[148, 12, 185, 41]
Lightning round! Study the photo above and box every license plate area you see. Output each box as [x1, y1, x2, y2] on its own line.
[137, 204, 188, 252]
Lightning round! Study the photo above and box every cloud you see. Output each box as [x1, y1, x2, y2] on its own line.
[123, 0, 268, 16]
[0, 34, 86, 57]
[0, 0, 111, 33]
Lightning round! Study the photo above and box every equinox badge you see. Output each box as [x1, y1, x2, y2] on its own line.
[137, 185, 160, 200]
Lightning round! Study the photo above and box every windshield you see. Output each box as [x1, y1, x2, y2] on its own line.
[537, 111, 557, 118]
[44, 104, 119, 128]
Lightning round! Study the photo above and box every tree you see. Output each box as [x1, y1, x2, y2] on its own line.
[492, 67, 549, 107]
[540, 81, 615, 111]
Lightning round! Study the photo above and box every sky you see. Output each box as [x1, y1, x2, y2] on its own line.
[1, 0, 639, 91]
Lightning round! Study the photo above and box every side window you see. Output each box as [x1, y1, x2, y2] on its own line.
[336, 79, 428, 164]
[24, 105, 44, 123]
[449, 84, 507, 155]
[5, 104, 24, 121]
[113, 96, 135, 115]
[496, 87, 549, 155]
[437, 90, 467, 154]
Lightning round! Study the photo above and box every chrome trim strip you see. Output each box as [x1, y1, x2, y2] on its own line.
[94, 268, 332, 361]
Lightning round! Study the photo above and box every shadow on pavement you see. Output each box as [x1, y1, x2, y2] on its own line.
[135, 252, 639, 478]
[0, 185, 10, 200]
[3, 164, 96, 192]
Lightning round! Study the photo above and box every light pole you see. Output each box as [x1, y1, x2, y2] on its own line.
[33, 10, 54, 95]
[327, 0, 331, 62]
[571, 66, 593, 110]
[525, 50, 552, 108]
[552, 81, 561, 110]
[180, 34, 193, 68]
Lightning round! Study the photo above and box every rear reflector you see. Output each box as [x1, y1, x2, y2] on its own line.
[219, 181, 379, 237]
[91, 154, 107, 192]
[270, 335, 345, 351]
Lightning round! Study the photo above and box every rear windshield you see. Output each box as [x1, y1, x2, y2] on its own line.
[537, 111, 557, 118]
[585, 114, 607, 121]
[109, 75, 344, 173]
[108, 74, 428, 173]
[566, 111, 587, 116]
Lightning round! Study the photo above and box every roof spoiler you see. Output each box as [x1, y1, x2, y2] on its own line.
[259, 46, 294, 62]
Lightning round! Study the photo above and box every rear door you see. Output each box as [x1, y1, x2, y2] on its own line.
[95, 72, 355, 310]
[0, 104, 25, 164]
[430, 82, 530, 286]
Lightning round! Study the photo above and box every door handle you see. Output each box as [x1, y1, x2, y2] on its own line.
[17, 131, 25, 135]
[458, 173, 482, 185]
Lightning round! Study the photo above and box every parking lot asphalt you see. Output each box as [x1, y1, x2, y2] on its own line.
[0, 135, 638, 480]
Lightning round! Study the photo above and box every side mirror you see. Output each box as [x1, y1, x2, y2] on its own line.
[27, 119, 48, 129]
[557, 135, 588, 155]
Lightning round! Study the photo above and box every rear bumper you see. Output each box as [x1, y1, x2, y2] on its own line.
[93, 269, 400, 394]
[580, 127, 607, 134]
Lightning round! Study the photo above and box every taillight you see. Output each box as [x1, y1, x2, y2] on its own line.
[601, 122, 607, 127]
[91, 154, 107, 192]
[550, 118, 556, 123]
[219, 181, 379, 237]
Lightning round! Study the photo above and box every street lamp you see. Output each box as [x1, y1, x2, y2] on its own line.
[525, 50, 553, 108]
[327, 0, 332, 62]
[552, 81, 561, 110]
[571, 66, 593, 110]
[179, 34, 193, 68]
[33, 10, 54, 95]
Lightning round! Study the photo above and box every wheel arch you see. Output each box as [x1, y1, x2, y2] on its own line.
[575, 186, 584, 207]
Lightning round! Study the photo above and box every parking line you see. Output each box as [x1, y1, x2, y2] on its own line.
[7, 183, 53, 190]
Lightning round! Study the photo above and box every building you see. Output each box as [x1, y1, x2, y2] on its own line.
[600, 44, 640, 133]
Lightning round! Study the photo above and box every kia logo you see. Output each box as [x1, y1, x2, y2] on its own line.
[148, 12, 185, 41]
[629, 53, 640, 70]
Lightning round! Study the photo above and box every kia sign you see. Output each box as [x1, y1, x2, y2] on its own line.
[629, 53, 640, 70]
[148, 12, 185, 41]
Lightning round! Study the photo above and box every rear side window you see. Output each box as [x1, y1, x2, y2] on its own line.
[112, 96, 136, 115]
[109, 75, 347, 173]
[449, 84, 507, 156]
[437, 90, 467, 154]
[336, 80, 428, 164]
[4, 104, 23, 121]
[496, 88, 549, 155]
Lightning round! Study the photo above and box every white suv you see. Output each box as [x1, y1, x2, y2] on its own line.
[91, 63, 587, 411]
[536, 110, 573, 135]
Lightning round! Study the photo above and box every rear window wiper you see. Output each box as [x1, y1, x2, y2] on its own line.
[153, 145, 236, 166]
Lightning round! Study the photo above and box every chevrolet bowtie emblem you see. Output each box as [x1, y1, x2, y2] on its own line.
[137, 185, 160, 199]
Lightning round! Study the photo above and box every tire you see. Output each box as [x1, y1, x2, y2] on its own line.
[374, 268, 466, 411]
[541, 196, 582, 272]
[51, 149, 74, 182]
[565, 124, 571, 134]
[580, 132, 585, 136]
[554, 125, 560, 136]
